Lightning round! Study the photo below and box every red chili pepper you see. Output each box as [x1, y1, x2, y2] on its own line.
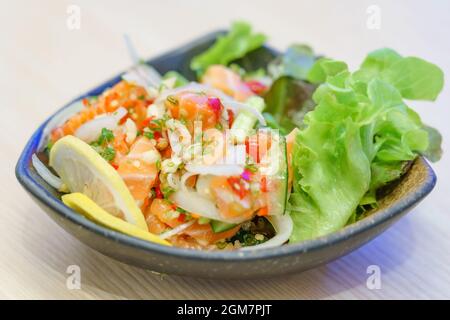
[227, 109, 234, 128]
[227, 177, 248, 199]
[257, 206, 269, 216]
[177, 213, 186, 222]
[118, 114, 129, 125]
[141, 116, 155, 128]
[111, 163, 119, 170]
[245, 80, 268, 95]
[153, 131, 162, 140]
[82, 98, 90, 107]
[154, 185, 163, 199]
[260, 176, 268, 192]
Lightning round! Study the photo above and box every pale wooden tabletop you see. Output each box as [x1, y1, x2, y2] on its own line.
[1, 0, 449, 299]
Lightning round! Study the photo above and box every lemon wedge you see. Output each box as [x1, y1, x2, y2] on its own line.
[49, 135, 147, 230]
[62, 193, 170, 246]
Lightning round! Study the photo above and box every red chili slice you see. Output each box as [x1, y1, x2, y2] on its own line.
[245, 80, 268, 95]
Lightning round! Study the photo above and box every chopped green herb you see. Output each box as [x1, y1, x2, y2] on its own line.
[162, 186, 175, 199]
[100, 147, 116, 162]
[150, 118, 166, 131]
[44, 140, 54, 156]
[244, 161, 258, 173]
[143, 131, 154, 140]
[98, 128, 114, 145]
[176, 207, 187, 213]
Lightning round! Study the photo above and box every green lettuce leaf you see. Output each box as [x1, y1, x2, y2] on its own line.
[264, 76, 316, 134]
[289, 98, 371, 241]
[190, 21, 266, 75]
[288, 49, 444, 242]
[268, 44, 316, 80]
[422, 125, 443, 162]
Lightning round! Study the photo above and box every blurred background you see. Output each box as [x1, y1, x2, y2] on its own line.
[1, 0, 449, 299]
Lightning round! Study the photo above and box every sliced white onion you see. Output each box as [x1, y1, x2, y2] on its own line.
[179, 172, 197, 191]
[240, 215, 293, 251]
[166, 173, 180, 190]
[185, 163, 243, 176]
[74, 107, 127, 143]
[159, 220, 196, 240]
[31, 154, 63, 190]
[195, 175, 214, 200]
[38, 100, 85, 150]
[122, 64, 162, 88]
[224, 101, 266, 126]
[166, 119, 191, 156]
[122, 34, 161, 88]
[170, 189, 239, 224]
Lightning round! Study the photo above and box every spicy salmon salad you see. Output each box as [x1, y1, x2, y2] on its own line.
[31, 22, 444, 250]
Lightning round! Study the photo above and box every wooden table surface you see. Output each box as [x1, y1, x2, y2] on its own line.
[1, 0, 449, 299]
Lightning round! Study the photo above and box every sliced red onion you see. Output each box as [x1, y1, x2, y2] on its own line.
[31, 154, 63, 190]
[74, 107, 127, 143]
[240, 215, 293, 250]
[159, 220, 196, 240]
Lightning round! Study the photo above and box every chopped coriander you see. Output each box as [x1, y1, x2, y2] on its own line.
[44, 140, 54, 156]
[100, 147, 116, 162]
[245, 162, 258, 173]
[161, 186, 175, 199]
[143, 131, 154, 140]
[175, 207, 187, 213]
[138, 95, 146, 100]
[98, 128, 114, 145]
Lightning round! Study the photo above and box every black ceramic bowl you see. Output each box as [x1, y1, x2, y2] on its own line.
[16, 31, 437, 279]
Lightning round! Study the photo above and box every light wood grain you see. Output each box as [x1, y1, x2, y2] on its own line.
[1, 0, 449, 299]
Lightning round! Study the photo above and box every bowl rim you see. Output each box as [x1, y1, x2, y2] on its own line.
[15, 30, 437, 262]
